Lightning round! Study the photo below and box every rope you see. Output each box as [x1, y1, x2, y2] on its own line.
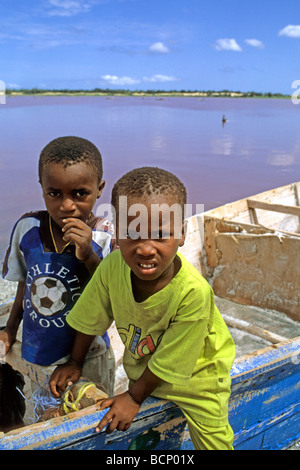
[62, 380, 95, 414]
[16, 384, 61, 423]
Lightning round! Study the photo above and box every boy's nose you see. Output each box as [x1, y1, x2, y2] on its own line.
[60, 197, 76, 213]
[136, 240, 157, 257]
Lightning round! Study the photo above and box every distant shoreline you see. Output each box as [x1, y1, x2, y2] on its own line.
[5, 89, 291, 99]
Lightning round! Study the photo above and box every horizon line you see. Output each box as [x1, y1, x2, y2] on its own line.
[4, 88, 291, 97]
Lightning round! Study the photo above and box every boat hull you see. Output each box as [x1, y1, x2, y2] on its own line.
[1, 337, 300, 450]
[1, 182, 300, 450]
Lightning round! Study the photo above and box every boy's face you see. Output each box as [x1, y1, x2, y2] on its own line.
[117, 193, 185, 287]
[41, 162, 104, 228]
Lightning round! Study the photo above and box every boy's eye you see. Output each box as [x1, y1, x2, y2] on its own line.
[151, 231, 160, 239]
[74, 190, 89, 198]
[125, 231, 172, 240]
[48, 191, 60, 198]
[151, 230, 170, 239]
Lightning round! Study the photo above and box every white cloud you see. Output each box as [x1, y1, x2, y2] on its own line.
[244, 38, 265, 49]
[101, 74, 179, 87]
[279, 25, 300, 38]
[214, 38, 242, 52]
[143, 74, 178, 83]
[149, 42, 170, 53]
[47, 0, 93, 16]
[101, 75, 141, 86]
[6, 83, 21, 89]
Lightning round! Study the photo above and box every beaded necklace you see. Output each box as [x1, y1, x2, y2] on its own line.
[49, 214, 71, 253]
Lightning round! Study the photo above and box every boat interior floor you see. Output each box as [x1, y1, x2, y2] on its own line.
[215, 295, 300, 357]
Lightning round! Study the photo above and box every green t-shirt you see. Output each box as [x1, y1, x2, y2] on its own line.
[67, 250, 235, 426]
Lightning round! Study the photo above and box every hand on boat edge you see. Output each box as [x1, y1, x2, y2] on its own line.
[95, 392, 140, 434]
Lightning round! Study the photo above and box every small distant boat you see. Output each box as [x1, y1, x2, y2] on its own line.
[1, 182, 300, 450]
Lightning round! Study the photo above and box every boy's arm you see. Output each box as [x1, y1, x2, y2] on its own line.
[82, 250, 102, 274]
[0, 281, 24, 353]
[49, 331, 96, 397]
[61, 217, 103, 274]
[96, 366, 162, 434]
[128, 366, 162, 405]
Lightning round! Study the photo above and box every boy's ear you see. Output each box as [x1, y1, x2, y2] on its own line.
[178, 220, 186, 247]
[97, 180, 105, 198]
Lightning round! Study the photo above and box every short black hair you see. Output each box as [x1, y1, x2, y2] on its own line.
[39, 136, 103, 183]
[111, 166, 187, 211]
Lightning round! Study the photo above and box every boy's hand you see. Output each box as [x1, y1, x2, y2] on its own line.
[0, 328, 16, 356]
[62, 217, 93, 261]
[49, 360, 82, 397]
[96, 392, 140, 434]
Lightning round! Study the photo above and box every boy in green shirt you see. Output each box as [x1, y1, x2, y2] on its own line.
[50, 167, 235, 450]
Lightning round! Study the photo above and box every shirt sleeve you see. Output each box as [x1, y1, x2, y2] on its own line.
[2, 216, 36, 281]
[92, 218, 116, 258]
[66, 258, 114, 336]
[147, 283, 214, 386]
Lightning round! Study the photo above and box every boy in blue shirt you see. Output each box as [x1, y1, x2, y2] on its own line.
[1, 136, 115, 429]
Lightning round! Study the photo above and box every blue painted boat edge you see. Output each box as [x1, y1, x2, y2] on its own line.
[0, 397, 178, 450]
[229, 338, 300, 450]
[232, 401, 300, 450]
[230, 336, 300, 382]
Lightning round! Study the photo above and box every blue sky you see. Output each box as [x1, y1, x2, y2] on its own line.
[1, 0, 300, 93]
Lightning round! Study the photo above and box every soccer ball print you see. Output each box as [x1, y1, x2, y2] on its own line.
[31, 276, 69, 316]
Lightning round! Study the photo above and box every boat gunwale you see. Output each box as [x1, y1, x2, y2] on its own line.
[1, 336, 300, 449]
[202, 182, 300, 217]
[0, 396, 176, 449]
[230, 335, 300, 382]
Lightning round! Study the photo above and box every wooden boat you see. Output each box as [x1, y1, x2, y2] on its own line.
[0, 182, 300, 450]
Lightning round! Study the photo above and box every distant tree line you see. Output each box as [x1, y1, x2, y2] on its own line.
[5, 88, 291, 99]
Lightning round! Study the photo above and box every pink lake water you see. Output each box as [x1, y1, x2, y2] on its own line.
[0, 95, 299, 261]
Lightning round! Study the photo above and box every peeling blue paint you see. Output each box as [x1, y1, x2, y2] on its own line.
[1, 339, 300, 450]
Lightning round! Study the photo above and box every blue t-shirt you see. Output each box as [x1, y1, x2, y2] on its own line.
[2, 211, 114, 366]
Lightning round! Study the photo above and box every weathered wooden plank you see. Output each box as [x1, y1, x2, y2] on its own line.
[215, 217, 300, 238]
[215, 296, 300, 344]
[210, 233, 300, 320]
[4, 342, 53, 388]
[222, 314, 288, 344]
[247, 199, 300, 217]
[180, 213, 205, 275]
[0, 301, 13, 328]
[214, 218, 269, 235]
[203, 217, 218, 270]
